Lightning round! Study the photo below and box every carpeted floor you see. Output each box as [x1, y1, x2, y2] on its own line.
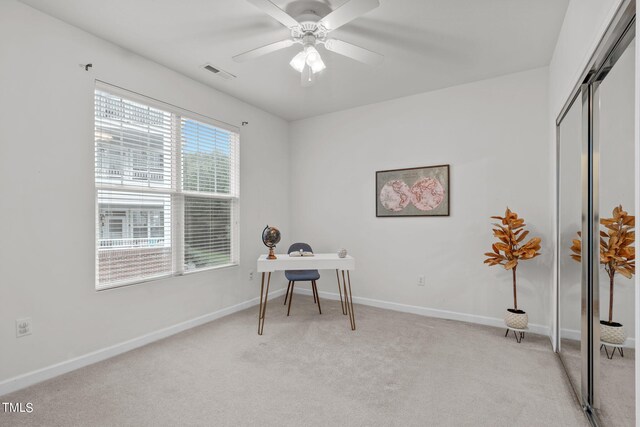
[1, 295, 588, 427]
[560, 338, 635, 426]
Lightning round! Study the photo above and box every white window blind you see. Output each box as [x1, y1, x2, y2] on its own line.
[95, 85, 239, 289]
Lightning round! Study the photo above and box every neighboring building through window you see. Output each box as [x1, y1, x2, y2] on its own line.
[95, 86, 239, 289]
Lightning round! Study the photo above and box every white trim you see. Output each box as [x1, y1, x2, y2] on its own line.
[293, 287, 551, 336]
[0, 288, 286, 397]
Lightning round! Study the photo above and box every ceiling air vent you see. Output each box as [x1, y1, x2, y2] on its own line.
[203, 64, 236, 80]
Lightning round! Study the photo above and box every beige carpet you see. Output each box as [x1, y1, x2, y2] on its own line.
[1, 295, 587, 427]
[560, 338, 635, 426]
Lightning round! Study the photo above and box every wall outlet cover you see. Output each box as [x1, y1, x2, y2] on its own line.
[16, 317, 32, 338]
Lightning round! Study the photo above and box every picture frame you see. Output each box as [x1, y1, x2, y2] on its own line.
[376, 164, 450, 217]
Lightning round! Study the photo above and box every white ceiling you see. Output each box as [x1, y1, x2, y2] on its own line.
[20, 0, 569, 121]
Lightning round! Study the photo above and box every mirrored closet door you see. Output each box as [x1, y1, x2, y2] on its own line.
[596, 34, 635, 427]
[556, 4, 635, 425]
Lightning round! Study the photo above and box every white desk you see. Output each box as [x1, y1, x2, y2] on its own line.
[256, 254, 356, 335]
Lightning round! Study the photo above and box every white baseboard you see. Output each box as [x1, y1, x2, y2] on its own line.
[558, 328, 581, 343]
[293, 287, 551, 337]
[560, 327, 636, 348]
[0, 288, 286, 397]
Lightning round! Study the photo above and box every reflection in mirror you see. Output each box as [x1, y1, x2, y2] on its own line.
[558, 95, 582, 395]
[596, 37, 635, 426]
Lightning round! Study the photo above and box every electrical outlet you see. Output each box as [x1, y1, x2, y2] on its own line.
[417, 276, 426, 286]
[16, 318, 32, 338]
[249, 270, 255, 281]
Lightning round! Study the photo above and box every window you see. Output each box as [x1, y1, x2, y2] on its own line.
[95, 85, 239, 289]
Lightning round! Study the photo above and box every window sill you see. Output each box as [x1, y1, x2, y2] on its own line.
[96, 263, 239, 292]
[182, 263, 239, 275]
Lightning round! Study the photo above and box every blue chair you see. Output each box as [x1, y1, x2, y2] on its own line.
[284, 243, 321, 316]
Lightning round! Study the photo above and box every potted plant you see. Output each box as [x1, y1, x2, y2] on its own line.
[484, 208, 542, 330]
[570, 205, 635, 345]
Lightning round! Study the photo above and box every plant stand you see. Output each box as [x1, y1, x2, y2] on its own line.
[600, 341, 625, 359]
[504, 326, 527, 343]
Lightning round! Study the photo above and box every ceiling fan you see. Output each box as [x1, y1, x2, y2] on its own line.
[233, 0, 384, 86]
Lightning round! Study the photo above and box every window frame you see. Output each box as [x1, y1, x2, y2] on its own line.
[94, 82, 240, 291]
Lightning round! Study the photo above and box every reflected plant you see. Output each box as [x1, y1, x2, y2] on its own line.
[484, 208, 542, 310]
[570, 205, 635, 324]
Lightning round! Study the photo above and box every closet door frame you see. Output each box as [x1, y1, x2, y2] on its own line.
[554, 1, 635, 423]
[580, 80, 600, 411]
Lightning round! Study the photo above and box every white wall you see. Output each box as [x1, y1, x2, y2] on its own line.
[549, 0, 624, 118]
[289, 67, 551, 329]
[0, 0, 290, 384]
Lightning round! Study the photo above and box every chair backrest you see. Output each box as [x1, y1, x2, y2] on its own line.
[288, 242, 313, 253]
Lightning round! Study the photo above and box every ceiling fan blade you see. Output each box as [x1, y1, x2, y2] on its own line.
[246, 0, 301, 29]
[233, 39, 295, 62]
[318, 0, 380, 31]
[324, 39, 383, 65]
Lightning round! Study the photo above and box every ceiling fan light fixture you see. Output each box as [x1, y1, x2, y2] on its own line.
[236, 0, 384, 84]
[289, 50, 307, 72]
[305, 46, 326, 73]
[310, 59, 326, 73]
[290, 46, 326, 77]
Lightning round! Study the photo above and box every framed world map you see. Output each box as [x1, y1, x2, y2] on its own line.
[376, 165, 450, 217]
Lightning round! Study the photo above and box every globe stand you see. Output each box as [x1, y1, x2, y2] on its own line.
[262, 225, 280, 260]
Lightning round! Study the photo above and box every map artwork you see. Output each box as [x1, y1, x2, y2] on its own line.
[376, 165, 449, 217]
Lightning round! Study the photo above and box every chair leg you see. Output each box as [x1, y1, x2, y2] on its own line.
[287, 282, 295, 316]
[284, 281, 292, 305]
[313, 281, 322, 314]
[312, 281, 317, 303]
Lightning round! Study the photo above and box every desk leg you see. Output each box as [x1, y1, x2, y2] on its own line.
[342, 270, 356, 331]
[258, 272, 271, 335]
[336, 269, 347, 315]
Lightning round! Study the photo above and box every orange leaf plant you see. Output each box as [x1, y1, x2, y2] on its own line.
[570, 205, 635, 324]
[484, 208, 542, 310]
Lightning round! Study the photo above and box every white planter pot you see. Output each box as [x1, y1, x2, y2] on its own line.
[505, 309, 528, 329]
[600, 321, 626, 345]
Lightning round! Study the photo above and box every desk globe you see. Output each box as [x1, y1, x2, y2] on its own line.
[262, 225, 281, 260]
